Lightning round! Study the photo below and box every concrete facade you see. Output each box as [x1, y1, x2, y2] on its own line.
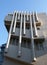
[3, 11, 47, 65]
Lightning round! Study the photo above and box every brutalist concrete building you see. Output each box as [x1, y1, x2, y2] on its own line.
[3, 11, 47, 65]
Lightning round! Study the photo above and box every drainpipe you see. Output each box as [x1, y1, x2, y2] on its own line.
[13, 11, 17, 33]
[18, 11, 23, 56]
[23, 11, 26, 35]
[5, 11, 15, 52]
[33, 12, 38, 37]
[30, 12, 36, 61]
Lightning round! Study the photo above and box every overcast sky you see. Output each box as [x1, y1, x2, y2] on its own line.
[0, 0, 47, 46]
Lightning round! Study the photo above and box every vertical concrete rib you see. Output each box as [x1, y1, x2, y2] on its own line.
[18, 11, 20, 20]
[13, 11, 17, 33]
[23, 12, 26, 35]
[30, 12, 36, 61]
[27, 12, 29, 21]
[5, 11, 15, 52]
[33, 12, 38, 37]
[36, 12, 38, 21]
[18, 12, 22, 56]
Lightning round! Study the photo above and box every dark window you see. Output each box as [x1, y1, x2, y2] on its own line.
[21, 39, 31, 49]
[21, 39, 26, 48]
[16, 38, 18, 45]
[37, 27, 40, 30]
[27, 40, 31, 49]
[10, 38, 19, 46]
[35, 43, 40, 50]
[26, 23, 30, 29]
[39, 43, 44, 50]
[10, 39, 13, 45]
[13, 38, 16, 45]
[35, 41, 44, 50]
[16, 22, 20, 28]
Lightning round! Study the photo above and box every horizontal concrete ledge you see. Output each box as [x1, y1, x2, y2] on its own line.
[4, 55, 33, 65]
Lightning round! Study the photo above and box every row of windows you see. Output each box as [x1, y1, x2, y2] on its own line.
[14, 22, 40, 30]
[35, 43, 44, 50]
[21, 39, 31, 49]
[10, 38, 31, 49]
[10, 38, 19, 46]
[10, 38, 44, 50]
[16, 22, 30, 29]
